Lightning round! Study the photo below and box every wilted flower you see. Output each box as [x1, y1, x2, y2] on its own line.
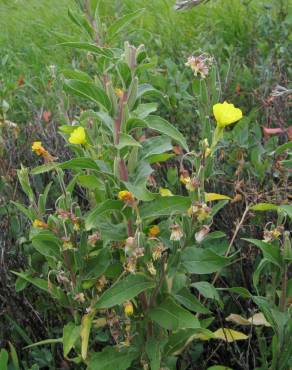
[180, 174, 199, 192]
[146, 261, 157, 276]
[148, 225, 160, 237]
[96, 275, 107, 292]
[202, 138, 211, 158]
[213, 101, 243, 128]
[32, 219, 48, 229]
[263, 226, 284, 242]
[74, 292, 85, 303]
[152, 243, 166, 260]
[132, 247, 144, 258]
[188, 203, 211, 222]
[185, 54, 213, 78]
[125, 237, 135, 255]
[124, 256, 137, 273]
[32, 141, 55, 163]
[124, 301, 134, 316]
[118, 190, 135, 203]
[32, 141, 46, 156]
[115, 88, 124, 99]
[180, 174, 191, 185]
[170, 224, 183, 241]
[88, 232, 101, 246]
[61, 237, 73, 250]
[159, 188, 174, 197]
[68, 127, 87, 145]
[195, 225, 210, 243]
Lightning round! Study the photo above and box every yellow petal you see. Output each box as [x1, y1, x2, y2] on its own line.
[213, 101, 243, 128]
[159, 188, 173, 197]
[205, 193, 231, 202]
[69, 127, 87, 145]
[213, 328, 248, 342]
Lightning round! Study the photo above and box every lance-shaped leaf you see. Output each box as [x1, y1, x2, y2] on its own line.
[140, 196, 191, 219]
[181, 248, 232, 274]
[64, 80, 111, 111]
[87, 347, 139, 370]
[148, 296, 200, 330]
[146, 115, 189, 152]
[59, 42, 114, 58]
[94, 274, 155, 309]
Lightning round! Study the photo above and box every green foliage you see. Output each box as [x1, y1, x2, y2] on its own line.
[1, 0, 291, 369]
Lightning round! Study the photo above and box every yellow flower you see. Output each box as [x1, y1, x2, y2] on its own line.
[115, 88, 124, 99]
[118, 190, 134, 203]
[124, 301, 134, 316]
[32, 219, 48, 229]
[148, 225, 160, 237]
[159, 188, 173, 197]
[68, 127, 87, 145]
[213, 101, 243, 128]
[180, 175, 191, 185]
[32, 141, 46, 156]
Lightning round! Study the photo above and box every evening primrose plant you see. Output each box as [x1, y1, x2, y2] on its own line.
[13, 4, 290, 370]
[14, 39, 248, 367]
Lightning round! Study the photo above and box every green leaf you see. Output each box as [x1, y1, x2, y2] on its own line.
[116, 133, 142, 150]
[11, 201, 36, 221]
[0, 349, 8, 370]
[191, 282, 220, 301]
[174, 288, 210, 314]
[62, 68, 93, 83]
[85, 200, 123, 230]
[279, 205, 292, 220]
[8, 342, 19, 370]
[148, 297, 200, 330]
[31, 157, 101, 175]
[146, 115, 189, 152]
[87, 347, 138, 370]
[82, 248, 111, 280]
[145, 338, 161, 370]
[274, 141, 292, 155]
[63, 322, 81, 357]
[15, 276, 28, 292]
[94, 273, 155, 309]
[59, 42, 113, 58]
[17, 166, 34, 203]
[141, 136, 173, 159]
[133, 103, 158, 119]
[140, 196, 191, 219]
[250, 203, 279, 211]
[24, 338, 62, 349]
[77, 174, 102, 190]
[31, 230, 61, 258]
[124, 181, 156, 201]
[11, 272, 66, 303]
[243, 238, 282, 268]
[107, 9, 144, 41]
[207, 365, 233, 370]
[181, 248, 231, 274]
[64, 80, 111, 111]
[148, 153, 175, 164]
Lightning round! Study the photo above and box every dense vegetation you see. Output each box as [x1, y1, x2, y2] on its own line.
[0, 0, 291, 369]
